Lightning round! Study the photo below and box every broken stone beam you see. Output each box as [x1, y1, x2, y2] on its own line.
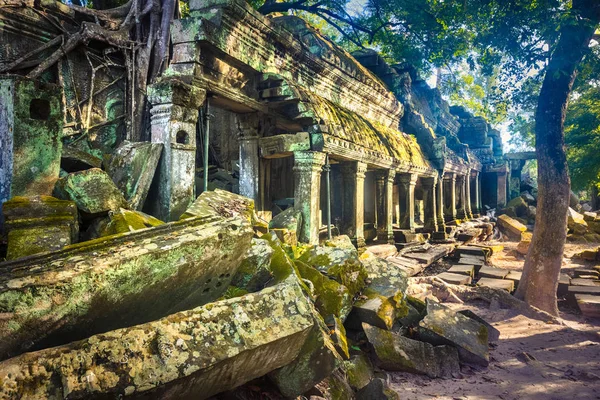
[0, 204, 254, 360]
[0, 279, 313, 400]
[418, 300, 489, 366]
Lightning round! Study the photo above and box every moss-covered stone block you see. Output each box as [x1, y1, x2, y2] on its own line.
[53, 168, 129, 218]
[100, 208, 164, 236]
[356, 378, 400, 400]
[0, 213, 253, 360]
[180, 188, 254, 223]
[230, 238, 274, 292]
[342, 353, 374, 390]
[497, 214, 527, 240]
[363, 323, 460, 378]
[2, 195, 78, 260]
[0, 280, 313, 399]
[346, 288, 397, 330]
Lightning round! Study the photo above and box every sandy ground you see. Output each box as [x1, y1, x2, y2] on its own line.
[390, 240, 600, 400]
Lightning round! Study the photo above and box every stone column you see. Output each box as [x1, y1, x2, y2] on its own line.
[341, 161, 368, 248]
[421, 177, 438, 232]
[477, 173, 483, 213]
[436, 173, 446, 232]
[147, 80, 206, 221]
[465, 171, 473, 219]
[444, 172, 457, 223]
[398, 173, 418, 231]
[456, 174, 468, 219]
[497, 171, 508, 208]
[376, 169, 396, 243]
[238, 136, 260, 204]
[509, 159, 525, 200]
[471, 171, 481, 216]
[293, 151, 326, 245]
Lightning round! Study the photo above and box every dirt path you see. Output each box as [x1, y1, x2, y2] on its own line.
[391, 241, 600, 400]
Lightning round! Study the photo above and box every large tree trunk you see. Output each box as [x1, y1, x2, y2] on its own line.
[515, 0, 600, 315]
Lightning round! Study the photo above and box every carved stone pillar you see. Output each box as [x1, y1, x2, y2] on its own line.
[471, 171, 481, 216]
[341, 161, 368, 248]
[239, 136, 259, 204]
[436, 173, 446, 232]
[444, 172, 457, 223]
[147, 80, 206, 221]
[376, 169, 396, 243]
[477, 173, 483, 213]
[422, 177, 438, 232]
[398, 173, 418, 231]
[497, 171, 508, 208]
[293, 151, 326, 245]
[465, 172, 473, 219]
[456, 174, 467, 219]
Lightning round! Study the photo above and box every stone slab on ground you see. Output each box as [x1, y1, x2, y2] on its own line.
[0, 280, 314, 400]
[497, 214, 527, 240]
[448, 264, 475, 278]
[476, 277, 514, 292]
[367, 244, 398, 259]
[436, 272, 472, 285]
[0, 211, 254, 361]
[455, 245, 491, 260]
[458, 255, 486, 267]
[418, 300, 489, 366]
[403, 246, 450, 266]
[574, 294, 600, 318]
[363, 323, 460, 378]
[573, 269, 600, 279]
[559, 274, 571, 296]
[479, 266, 509, 279]
[570, 278, 600, 287]
[505, 271, 522, 287]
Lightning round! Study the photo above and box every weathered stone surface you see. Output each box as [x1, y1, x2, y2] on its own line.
[60, 145, 103, 173]
[505, 196, 529, 218]
[106, 141, 163, 210]
[356, 378, 400, 400]
[298, 244, 367, 295]
[457, 309, 500, 342]
[583, 211, 597, 222]
[231, 238, 274, 292]
[570, 278, 600, 287]
[478, 266, 509, 279]
[2, 196, 78, 260]
[53, 168, 129, 218]
[447, 264, 475, 277]
[436, 272, 472, 285]
[269, 206, 302, 232]
[342, 353, 374, 390]
[363, 323, 460, 378]
[272, 227, 298, 246]
[0, 280, 314, 400]
[100, 208, 164, 236]
[418, 300, 489, 366]
[346, 289, 398, 330]
[575, 294, 600, 318]
[0, 213, 253, 360]
[181, 188, 254, 223]
[310, 369, 354, 400]
[360, 251, 408, 304]
[269, 313, 341, 398]
[568, 207, 588, 235]
[516, 232, 532, 255]
[505, 271, 522, 288]
[497, 214, 527, 240]
[476, 277, 514, 292]
[296, 258, 353, 321]
[325, 315, 349, 359]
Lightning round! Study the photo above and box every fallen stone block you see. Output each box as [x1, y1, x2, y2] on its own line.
[568, 207, 588, 235]
[360, 251, 408, 304]
[418, 300, 489, 366]
[516, 232, 532, 255]
[309, 369, 354, 399]
[0, 212, 254, 360]
[448, 264, 475, 278]
[458, 255, 486, 268]
[478, 266, 509, 280]
[269, 207, 301, 233]
[231, 238, 274, 292]
[455, 245, 491, 260]
[476, 277, 514, 292]
[297, 243, 367, 295]
[106, 141, 163, 210]
[346, 288, 398, 330]
[558, 273, 571, 296]
[583, 211, 598, 222]
[356, 378, 400, 400]
[271, 227, 298, 246]
[53, 168, 129, 218]
[60, 145, 103, 172]
[497, 214, 527, 240]
[363, 323, 460, 378]
[269, 313, 342, 398]
[367, 244, 397, 258]
[575, 294, 600, 318]
[181, 188, 255, 223]
[325, 315, 349, 359]
[436, 272, 472, 285]
[2, 196, 78, 260]
[570, 278, 600, 287]
[457, 309, 500, 342]
[394, 230, 425, 243]
[506, 196, 529, 218]
[342, 353, 374, 391]
[0, 280, 313, 400]
[505, 271, 522, 288]
[403, 246, 450, 265]
[100, 208, 164, 236]
[573, 269, 600, 279]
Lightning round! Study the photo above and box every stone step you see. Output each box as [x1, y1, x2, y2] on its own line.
[457, 255, 486, 267]
[447, 264, 475, 278]
[476, 278, 515, 292]
[455, 245, 491, 259]
[570, 278, 600, 287]
[436, 272, 472, 285]
[558, 273, 571, 296]
[478, 266, 509, 280]
[403, 246, 450, 266]
[573, 269, 600, 279]
[505, 271, 522, 287]
[574, 294, 600, 318]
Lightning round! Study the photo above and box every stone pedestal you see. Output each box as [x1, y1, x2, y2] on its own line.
[444, 173, 457, 223]
[341, 161, 368, 248]
[294, 151, 326, 245]
[422, 177, 438, 232]
[376, 169, 396, 243]
[2, 196, 78, 260]
[147, 79, 206, 221]
[239, 136, 260, 204]
[398, 173, 418, 231]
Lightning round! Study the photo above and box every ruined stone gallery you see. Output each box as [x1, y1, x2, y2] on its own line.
[0, 0, 599, 399]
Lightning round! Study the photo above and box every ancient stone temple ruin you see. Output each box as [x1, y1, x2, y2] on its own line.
[0, 0, 514, 398]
